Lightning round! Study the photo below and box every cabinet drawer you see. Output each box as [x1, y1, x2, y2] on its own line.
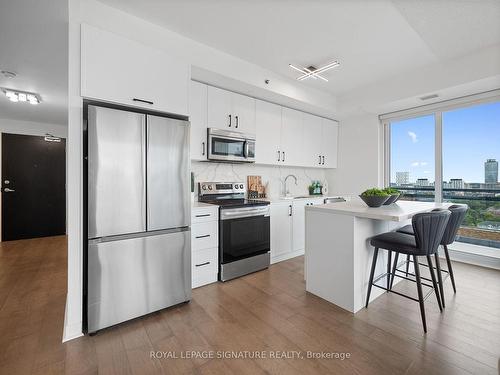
[192, 247, 218, 288]
[192, 221, 218, 250]
[192, 207, 218, 223]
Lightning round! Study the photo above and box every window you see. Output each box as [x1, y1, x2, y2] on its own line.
[442, 102, 500, 248]
[385, 97, 500, 250]
[390, 115, 435, 201]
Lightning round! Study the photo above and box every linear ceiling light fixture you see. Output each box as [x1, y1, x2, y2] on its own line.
[289, 60, 340, 82]
[1, 88, 41, 105]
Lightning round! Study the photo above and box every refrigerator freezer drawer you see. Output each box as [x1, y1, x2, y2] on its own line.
[87, 230, 191, 333]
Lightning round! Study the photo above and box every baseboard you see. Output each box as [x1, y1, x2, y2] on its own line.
[271, 249, 304, 264]
[62, 296, 83, 343]
[445, 246, 500, 270]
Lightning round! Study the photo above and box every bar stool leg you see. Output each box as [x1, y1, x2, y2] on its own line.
[390, 252, 399, 290]
[434, 252, 445, 308]
[443, 245, 456, 293]
[405, 254, 410, 277]
[366, 247, 379, 308]
[413, 255, 427, 333]
[426, 255, 443, 312]
[386, 251, 392, 292]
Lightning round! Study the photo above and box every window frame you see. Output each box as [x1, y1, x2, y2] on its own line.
[382, 90, 500, 201]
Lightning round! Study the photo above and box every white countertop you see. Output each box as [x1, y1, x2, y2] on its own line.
[305, 198, 452, 222]
[191, 201, 217, 208]
[267, 194, 348, 203]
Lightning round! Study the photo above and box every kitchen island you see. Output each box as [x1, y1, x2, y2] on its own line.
[305, 199, 450, 313]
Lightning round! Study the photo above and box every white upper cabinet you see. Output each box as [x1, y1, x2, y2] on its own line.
[322, 119, 339, 168]
[302, 113, 324, 167]
[81, 24, 189, 116]
[189, 81, 208, 161]
[255, 100, 282, 165]
[280, 108, 305, 166]
[207, 86, 233, 129]
[207, 87, 256, 133]
[232, 92, 256, 134]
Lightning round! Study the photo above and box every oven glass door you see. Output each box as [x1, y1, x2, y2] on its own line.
[210, 136, 246, 160]
[220, 215, 270, 263]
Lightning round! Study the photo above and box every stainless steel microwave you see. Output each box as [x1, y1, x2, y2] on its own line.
[207, 128, 255, 163]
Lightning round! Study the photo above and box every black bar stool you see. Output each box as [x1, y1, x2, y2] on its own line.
[365, 210, 450, 332]
[396, 205, 468, 307]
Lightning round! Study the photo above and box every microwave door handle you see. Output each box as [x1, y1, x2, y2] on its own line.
[243, 141, 249, 158]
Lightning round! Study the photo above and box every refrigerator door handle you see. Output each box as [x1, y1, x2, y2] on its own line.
[142, 116, 147, 230]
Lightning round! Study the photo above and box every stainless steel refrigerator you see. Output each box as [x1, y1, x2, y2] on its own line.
[85, 104, 191, 333]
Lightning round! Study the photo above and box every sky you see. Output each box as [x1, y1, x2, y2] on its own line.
[391, 101, 500, 184]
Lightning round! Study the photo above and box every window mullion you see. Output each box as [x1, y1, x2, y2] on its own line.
[435, 112, 443, 203]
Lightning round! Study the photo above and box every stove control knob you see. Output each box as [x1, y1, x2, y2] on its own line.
[240, 184, 244, 189]
[202, 185, 207, 190]
[234, 184, 239, 189]
[208, 185, 213, 190]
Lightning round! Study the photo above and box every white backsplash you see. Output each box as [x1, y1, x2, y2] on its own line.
[192, 161, 329, 199]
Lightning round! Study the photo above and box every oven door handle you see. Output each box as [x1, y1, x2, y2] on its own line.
[220, 206, 270, 220]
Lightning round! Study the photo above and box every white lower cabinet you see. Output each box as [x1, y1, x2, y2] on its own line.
[270, 202, 293, 263]
[292, 198, 325, 253]
[271, 199, 325, 264]
[191, 205, 219, 288]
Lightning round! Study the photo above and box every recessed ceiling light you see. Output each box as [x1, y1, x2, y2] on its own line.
[1, 70, 17, 79]
[419, 93, 439, 101]
[1, 88, 41, 105]
[289, 60, 340, 82]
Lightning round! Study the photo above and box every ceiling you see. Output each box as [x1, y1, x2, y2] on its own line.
[99, 0, 500, 97]
[0, 0, 68, 125]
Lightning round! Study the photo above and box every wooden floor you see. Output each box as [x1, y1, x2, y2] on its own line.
[0, 236, 499, 374]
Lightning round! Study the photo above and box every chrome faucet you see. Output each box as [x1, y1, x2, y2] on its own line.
[283, 174, 298, 196]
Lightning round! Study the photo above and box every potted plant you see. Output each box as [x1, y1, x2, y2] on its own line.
[359, 188, 390, 207]
[382, 187, 400, 205]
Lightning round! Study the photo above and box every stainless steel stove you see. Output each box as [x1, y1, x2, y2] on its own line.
[198, 182, 270, 281]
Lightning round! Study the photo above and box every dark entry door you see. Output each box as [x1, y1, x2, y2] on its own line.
[2, 133, 66, 241]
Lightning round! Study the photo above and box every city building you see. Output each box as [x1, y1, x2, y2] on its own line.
[485, 159, 498, 183]
[449, 178, 465, 189]
[416, 178, 429, 187]
[396, 171, 409, 185]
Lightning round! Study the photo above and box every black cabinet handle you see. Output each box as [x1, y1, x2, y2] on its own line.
[228, 114, 232, 127]
[288, 205, 292, 216]
[235, 115, 239, 128]
[132, 98, 154, 105]
[282, 151, 286, 162]
[202, 142, 205, 156]
[322, 156, 325, 165]
[319, 155, 322, 165]
[195, 234, 210, 239]
[195, 261, 210, 267]
[277, 150, 281, 162]
[195, 214, 210, 218]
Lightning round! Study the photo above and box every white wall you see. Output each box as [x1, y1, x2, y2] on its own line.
[192, 162, 328, 199]
[0, 118, 67, 138]
[325, 111, 382, 196]
[65, 0, 339, 341]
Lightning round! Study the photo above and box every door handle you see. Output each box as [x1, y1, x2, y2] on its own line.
[277, 150, 281, 162]
[282, 151, 285, 162]
[228, 114, 232, 127]
[202, 142, 205, 156]
[195, 261, 210, 267]
[195, 234, 210, 239]
[132, 98, 154, 105]
[235, 115, 239, 128]
[288, 205, 292, 216]
[322, 156, 325, 165]
[3, 188, 15, 192]
[319, 155, 322, 165]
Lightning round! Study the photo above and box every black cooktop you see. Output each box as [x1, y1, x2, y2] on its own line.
[201, 199, 270, 208]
